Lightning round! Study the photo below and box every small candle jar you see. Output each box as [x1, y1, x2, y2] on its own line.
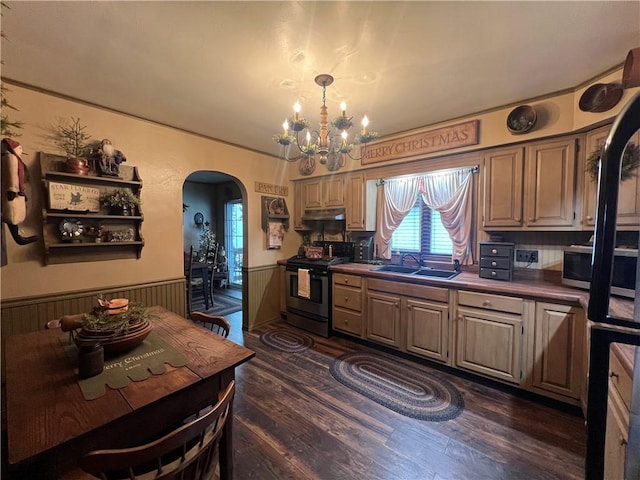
[78, 343, 104, 379]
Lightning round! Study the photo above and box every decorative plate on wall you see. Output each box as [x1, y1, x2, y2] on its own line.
[506, 105, 537, 134]
[579, 83, 623, 113]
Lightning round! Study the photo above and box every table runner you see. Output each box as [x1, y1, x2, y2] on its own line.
[61, 331, 188, 400]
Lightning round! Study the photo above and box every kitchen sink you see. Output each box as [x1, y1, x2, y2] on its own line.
[371, 265, 459, 279]
[371, 265, 420, 274]
[413, 268, 459, 279]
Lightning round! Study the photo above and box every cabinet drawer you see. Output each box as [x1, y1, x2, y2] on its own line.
[480, 257, 511, 269]
[458, 290, 522, 314]
[333, 285, 362, 312]
[333, 273, 362, 288]
[479, 268, 512, 281]
[333, 308, 363, 336]
[610, 350, 632, 411]
[367, 278, 449, 303]
[480, 244, 513, 258]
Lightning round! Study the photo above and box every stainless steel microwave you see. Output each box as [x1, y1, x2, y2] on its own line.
[562, 245, 637, 299]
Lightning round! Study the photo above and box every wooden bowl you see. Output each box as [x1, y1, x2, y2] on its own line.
[622, 47, 640, 89]
[506, 105, 537, 134]
[75, 321, 152, 357]
[579, 83, 623, 113]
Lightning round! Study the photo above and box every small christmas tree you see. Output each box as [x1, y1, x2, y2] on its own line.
[197, 222, 216, 263]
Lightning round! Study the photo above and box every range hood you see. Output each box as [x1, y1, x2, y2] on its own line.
[301, 208, 346, 222]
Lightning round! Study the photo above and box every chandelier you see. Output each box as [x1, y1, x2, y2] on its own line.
[273, 74, 378, 175]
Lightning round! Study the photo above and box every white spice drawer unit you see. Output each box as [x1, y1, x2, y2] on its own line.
[332, 273, 364, 337]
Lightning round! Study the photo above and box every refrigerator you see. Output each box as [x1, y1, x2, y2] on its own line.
[586, 90, 640, 479]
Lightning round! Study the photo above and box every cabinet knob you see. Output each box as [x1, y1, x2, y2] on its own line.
[345, 279, 349, 284]
[491, 249, 498, 254]
[491, 271, 497, 277]
[344, 319, 349, 324]
[483, 300, 491, 306]
[344, 297, 349, 302]
[586, 215, 593, 221]
[491, 261, 497, 267]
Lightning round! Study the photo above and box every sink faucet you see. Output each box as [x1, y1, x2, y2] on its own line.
[454, 259, 461, 272]
[401, 253, 422, 267]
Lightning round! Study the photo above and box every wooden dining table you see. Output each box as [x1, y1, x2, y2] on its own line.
[4, 306, 255, 479]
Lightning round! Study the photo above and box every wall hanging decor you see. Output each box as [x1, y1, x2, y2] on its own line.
[622, 46, 640, 89]
[579, 83, 623, 113]
[506, 105, 537, 134]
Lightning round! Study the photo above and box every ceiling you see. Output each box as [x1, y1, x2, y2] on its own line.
[2, 1, 640, 164]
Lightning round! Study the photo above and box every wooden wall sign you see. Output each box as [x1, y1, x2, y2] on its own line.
[48, 181, 100, 212]
[361, 119, 479, 165]
[255, 181, 288, 197]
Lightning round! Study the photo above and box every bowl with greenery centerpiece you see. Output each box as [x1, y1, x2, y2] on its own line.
[62, 300, 152, 357]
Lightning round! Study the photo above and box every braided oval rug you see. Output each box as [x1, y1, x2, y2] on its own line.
[330, 351, 464, 421]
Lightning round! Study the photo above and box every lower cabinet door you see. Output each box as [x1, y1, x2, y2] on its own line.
[532, 302, 583, 399]
[604, 385, 629, 479]
[366, 291, 401, 348]
[455, 307, 523, 384]
[406, 299, 449, 363]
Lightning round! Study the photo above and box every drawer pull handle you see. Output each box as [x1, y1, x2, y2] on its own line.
[491, 261, 497, 267]
[483, 300, 491, 306]
[344, 319, 349, 324]
[586, 215, 593, 221]
[610, 371, 619, 380]
[491, 271, 497, 276]
[344, 297, 349, 302]
[345, 279, 349, 284]
[491, 249, 498, 254]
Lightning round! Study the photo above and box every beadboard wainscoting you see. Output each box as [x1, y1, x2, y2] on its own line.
[243, 264, 281, 332]
[0, 278, 186, 382]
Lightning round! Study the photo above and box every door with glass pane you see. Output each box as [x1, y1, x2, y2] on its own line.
[224, 200, 243, 286]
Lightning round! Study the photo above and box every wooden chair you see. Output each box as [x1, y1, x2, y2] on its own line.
[190, 312, 231, 338]
[185, 246, 208, 315]
[78, 380, 235, 480]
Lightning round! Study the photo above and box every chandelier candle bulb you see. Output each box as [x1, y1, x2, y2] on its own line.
[340, 102, 347, 116]
[282, 120, 289, 136]
[294, 102, 301, 121]
[362, 116, 369, 135]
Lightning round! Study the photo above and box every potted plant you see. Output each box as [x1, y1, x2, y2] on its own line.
[53, 117, 93, 175]
[100, 188, 140, 216]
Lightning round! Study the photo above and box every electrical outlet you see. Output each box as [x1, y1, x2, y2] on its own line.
[516, 249, 538, 263]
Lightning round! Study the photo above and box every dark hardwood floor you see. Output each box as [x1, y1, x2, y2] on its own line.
[228, 318, 586, 480]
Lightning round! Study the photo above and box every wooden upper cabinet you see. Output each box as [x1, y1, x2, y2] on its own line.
[293, 182, 304, 230]
[346, 174, 377, 231]
[524, 137, 578, 228]
[583, 126, 640, 229]
[483, 136, 580, 231]
[324, 177, 345, 207]
[302, 180, 323, 209]
[300, 177, 345, 211]
[482, 147, 525, 227]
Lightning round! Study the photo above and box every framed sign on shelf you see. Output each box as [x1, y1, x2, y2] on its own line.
[48, 181, 101, 212]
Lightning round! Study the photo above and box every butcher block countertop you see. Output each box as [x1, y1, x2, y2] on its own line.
[329, 262, 634, 322]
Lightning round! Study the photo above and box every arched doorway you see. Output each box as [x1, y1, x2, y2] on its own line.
[182, 171, 246, 336]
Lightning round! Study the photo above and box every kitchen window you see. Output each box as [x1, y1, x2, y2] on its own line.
[390, 198, 453, 257]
